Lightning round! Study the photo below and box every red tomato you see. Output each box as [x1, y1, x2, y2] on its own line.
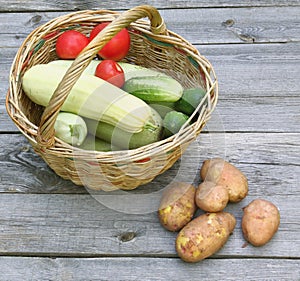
[89, 22, 130, 61]
[95, 60, 125, 88]
[56, 30, 89, 59]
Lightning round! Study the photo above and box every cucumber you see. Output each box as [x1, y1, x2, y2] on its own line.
[175, 87, 206, 116]
[48, 59, 168, 81]
[123, 76, 183, 102]
[85, 108, 163, 149]
[163, 110, 190, 137]
[22, 64, 154, 133]
[79, 134, 119, 151]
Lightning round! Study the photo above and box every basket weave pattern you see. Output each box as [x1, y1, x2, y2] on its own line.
[6, 6, 218, 191]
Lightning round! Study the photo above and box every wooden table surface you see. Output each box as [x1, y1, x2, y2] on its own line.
[1, 1, 300, 280]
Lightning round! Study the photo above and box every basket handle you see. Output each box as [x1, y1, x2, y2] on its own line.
[36, 5, 167, 149]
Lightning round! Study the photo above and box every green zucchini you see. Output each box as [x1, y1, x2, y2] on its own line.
[85, 108, 163, 149]
[175, 87, 206, 116]
[163, 110, 190, 137]
[79, 134, 119, 151]
[123, 76, 183, 103]
[22, 64, 155, 133]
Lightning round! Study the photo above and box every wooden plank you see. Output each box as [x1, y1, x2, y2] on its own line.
[1, 7, 300, 46]
[3, 0, 300, 12]
[0, 257, 299, 281]
[0, 191, 298, 257]
[0, 133, 299, 194]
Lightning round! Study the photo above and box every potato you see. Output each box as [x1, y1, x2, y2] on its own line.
[195, 181, 229, 212]
[200, 158, 248, 202]
[176, 212, 236, 262]
[242, 199, 280, 246]
[158, 182, 197, 232]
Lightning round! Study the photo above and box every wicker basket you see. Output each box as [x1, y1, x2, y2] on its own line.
[6, 5, 218, 191]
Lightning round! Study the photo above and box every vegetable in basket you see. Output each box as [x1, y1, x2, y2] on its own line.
[123, 76, 183, 103]
[21, 63, 156, 134]
[163, 110, 189, 137]
[48, 59, 169, 82]
[89, 22, 131, 61]
[55, 30, 89, 59]
[85, 107, 163, 149]
[54, 112, 87, 146]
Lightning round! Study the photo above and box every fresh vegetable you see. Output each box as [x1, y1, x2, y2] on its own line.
[48, 59, 169, 81]
[79, 134, 119, 151]
[163, 110, 189, 137]
[158, 182, 197, 232]
[242, 199, 280, 247]
[200, 158, 248, 203]
[175, 87, 206, 116]
[22, 63, 155, 134]
[195, 181, 229, 212]
[148, 101, 175, 119]
[54, 112, 87, 146]
[94, 60, 125, 88]
[123, 76, 183, 103]
[89, 22, 130, 61]
[85, 107, 162, 149]
[176, 212, 236, 263]
[55, 30, 89, 59]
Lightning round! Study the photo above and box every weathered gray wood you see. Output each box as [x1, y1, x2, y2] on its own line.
[0, 133, 299, 194]
[1, 7, 300, 46]
[3, 0, 300, 12]
[0, 2, 299, 279]
[0, 192, 298, 257]
[0, 257, 299, 281]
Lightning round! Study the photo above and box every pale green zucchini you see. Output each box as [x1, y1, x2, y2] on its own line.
[54, 112, 87, 146]
[22, 64, 155, 133]
[85, 108, 163, 149]
[48, 59, 168, 81]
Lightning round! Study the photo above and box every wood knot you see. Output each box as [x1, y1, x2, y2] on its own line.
[118, 232, 136, 242]
[222, 19, 235, 27]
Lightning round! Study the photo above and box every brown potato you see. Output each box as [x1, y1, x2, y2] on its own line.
[195, 181, 229, 212]
[242, 199, 280, 246]
[200, 158, 248, 202]
[158, 182, 197, 232]
[176, 212, 236, 262]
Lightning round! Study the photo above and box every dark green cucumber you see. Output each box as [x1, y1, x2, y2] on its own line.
[123, 76, 183, 102]
[163, 110, 190, 137]
[85, 108, 163, 149]
[175, 87, 206, 115]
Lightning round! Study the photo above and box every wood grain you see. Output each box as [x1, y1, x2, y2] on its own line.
[2, 0, 300, 12]
[1, 7, 300, 46]
[0, 257, 299, 281]
[0, 192, 298, 257]
[1, 2, 299, 276]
